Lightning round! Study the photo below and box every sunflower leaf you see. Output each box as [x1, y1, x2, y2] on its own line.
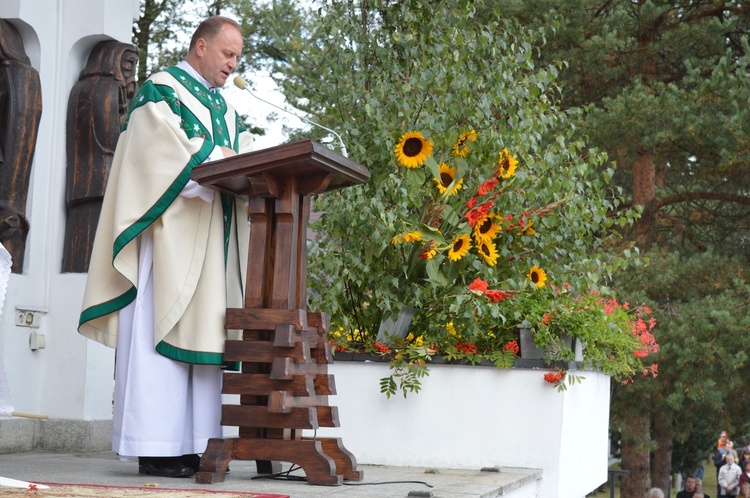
[425, 156, 441, 180]
[425, 258, 449, 286]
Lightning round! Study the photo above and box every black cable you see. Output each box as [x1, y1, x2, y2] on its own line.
[343, 480, 434, 487]
[250, 465, 434, 488]
[251, 464, 307, 482]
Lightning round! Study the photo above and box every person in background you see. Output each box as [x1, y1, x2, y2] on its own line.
[719, 454, 742, 497]
[721, 432, 730, 450]
[739, 482, 750, 498]
[739, 449, 750, 476]
[718, 441, 742, 494]
[739, 460, 750, 486]
[678, 476, 698, 498]
[648, 488, 666, 498]
[78, 16, 253, 478]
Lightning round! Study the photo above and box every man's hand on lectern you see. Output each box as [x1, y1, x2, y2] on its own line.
[221, 146, 237, 157]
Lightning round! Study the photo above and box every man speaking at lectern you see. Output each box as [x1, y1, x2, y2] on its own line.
[79, 16, 253, 477]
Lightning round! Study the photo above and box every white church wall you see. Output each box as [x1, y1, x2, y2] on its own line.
[0, 0, 138, 449]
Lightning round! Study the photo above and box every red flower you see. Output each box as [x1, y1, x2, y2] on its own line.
[466, 208, 483, 227]
[477, 199, 495, 215]
[466, 195, 477, 210]
[468, 278, 489, 294]
[485, 289, 510, 302]
[465, 199, 496, 227]
[503, 340, 519, 355]
[477, 178, 499, 196]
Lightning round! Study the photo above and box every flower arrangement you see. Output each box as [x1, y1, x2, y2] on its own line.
[325, 127, 654, 397]
[528, 291, 659, 390]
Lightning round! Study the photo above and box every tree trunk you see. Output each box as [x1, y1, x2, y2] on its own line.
[621, 411, 652, 498]
[652, 411, 673, 494]
[630, 151, 657, 249]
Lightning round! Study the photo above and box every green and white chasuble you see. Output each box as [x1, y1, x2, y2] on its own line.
[79, 64, 254, 456]
[79, 66, 252, 365]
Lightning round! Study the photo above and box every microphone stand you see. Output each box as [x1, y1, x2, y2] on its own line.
[234, 76, 348, 157]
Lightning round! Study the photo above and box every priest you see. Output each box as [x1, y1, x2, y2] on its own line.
[79, 16, 253, 478]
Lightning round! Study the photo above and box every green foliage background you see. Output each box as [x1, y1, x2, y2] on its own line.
[131, 0, 750, 490]
[256, 1, 640, 358]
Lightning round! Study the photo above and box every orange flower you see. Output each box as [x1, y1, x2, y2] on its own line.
[374, 342, 391, 354]
[504, 340, 520, 355]
[544, 370, 566, 384]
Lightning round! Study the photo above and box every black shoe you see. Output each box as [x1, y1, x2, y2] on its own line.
[138, 457, 195, 478]
[179, 454, 201, 473]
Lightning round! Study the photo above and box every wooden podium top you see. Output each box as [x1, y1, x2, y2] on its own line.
[191, 139, 370, 197]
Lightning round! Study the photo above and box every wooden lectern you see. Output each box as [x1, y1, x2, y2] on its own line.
[190, 140, 369, 486]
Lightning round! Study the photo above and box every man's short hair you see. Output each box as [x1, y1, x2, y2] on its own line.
[189, 16, 242, 52]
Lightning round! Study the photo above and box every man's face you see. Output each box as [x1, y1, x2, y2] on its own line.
[685, 477, 696, 492]
[194, 24, 243, 88]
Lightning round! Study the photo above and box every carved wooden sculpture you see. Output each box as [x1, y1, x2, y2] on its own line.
[62, 41, 138, 272]
[190, 140, 368, 486]
[0, 19, 42, 273]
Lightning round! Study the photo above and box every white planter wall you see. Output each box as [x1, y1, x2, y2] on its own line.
[314, 361, 611, 498]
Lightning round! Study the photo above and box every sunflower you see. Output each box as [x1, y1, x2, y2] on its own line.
[395, 131, 433, 168]
[452, 129, 477, 157]
[497, 148, 518, 179]
[401, 231, 423, 243]
[528, 265, 547, 288]
[447, 234, 471, 261]
[473, 213, 501, 244]
[433, 163, 463, 196]
[477, 240, 499, 266]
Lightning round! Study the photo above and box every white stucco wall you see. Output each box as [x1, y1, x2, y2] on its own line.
[0, 0, 139, 422]
[312, 362, 611, 498]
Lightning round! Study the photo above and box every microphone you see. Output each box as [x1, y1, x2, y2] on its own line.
[233, 75, 348, 157]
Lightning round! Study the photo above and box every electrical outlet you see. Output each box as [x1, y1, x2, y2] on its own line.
[15, 309, 42, 328]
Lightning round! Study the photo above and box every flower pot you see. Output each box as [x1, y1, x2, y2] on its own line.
[518, 326, 545, 359]
[518, 326, 583, 362]
[376, 306, 416, 341]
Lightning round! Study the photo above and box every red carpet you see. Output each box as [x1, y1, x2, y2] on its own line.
[0, 482, 289, 497]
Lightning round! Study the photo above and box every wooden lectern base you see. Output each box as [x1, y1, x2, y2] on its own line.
[190, 140, 370, 487]
[195, 436, 362, 486]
